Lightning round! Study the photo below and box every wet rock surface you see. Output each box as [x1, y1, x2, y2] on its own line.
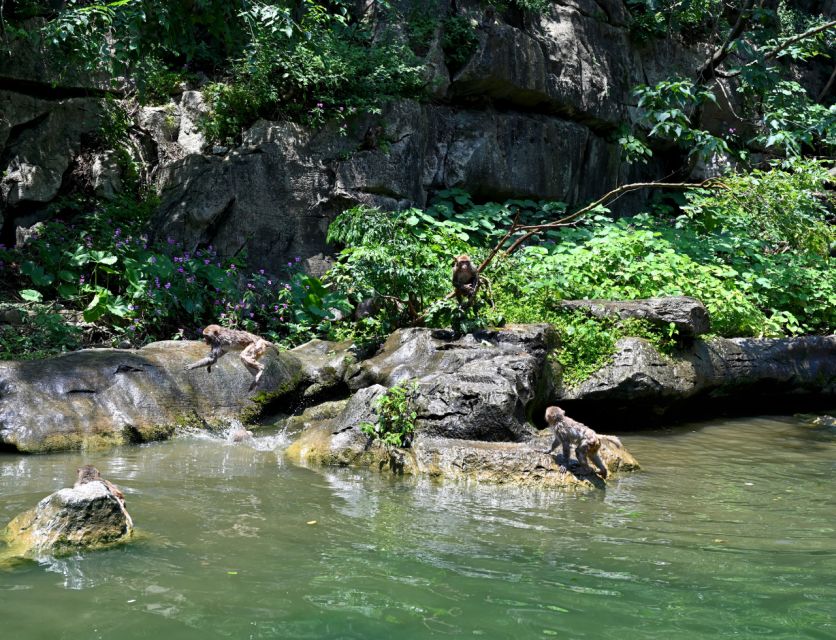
[2, 478, 133, 560]
[0, 340, 303, 452]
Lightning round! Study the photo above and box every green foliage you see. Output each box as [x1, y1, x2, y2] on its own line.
[626, 0, 726, 43]
[756, 81, 836, 157]
[37, 1, 425, 136]
[681, 159, 834, 255]
[0, 194, 344, 356]
[360, 381, 419, 447]
[633, 80, 730, 161]
[201, 16, 425, 144]
[441, 15, 478, 74]
[0, 307, 82, 361]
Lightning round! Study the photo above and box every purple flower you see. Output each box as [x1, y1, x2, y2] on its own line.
[259, 269, 265, 275]
[79, 275, 85, 284]
[150, 256, 157, 264]
[178, 267, 184, 273]
[267, 280, 272, 285]
[204, 259, 211, 265]
[295, 256, 301, 262]
[114, 228, 121, 237]
[164, 282, 171, 289]
[316, 102, 324, 108]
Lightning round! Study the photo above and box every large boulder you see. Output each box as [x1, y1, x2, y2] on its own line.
[346, 324, 555, 441]
[556, 335, 836, 420]
[1, 478, 133, 560]
[0, 340, 304, 452]
[285, 384, 640, 488]
[454, 2, 633, 127]
[0, 91, 102, 217]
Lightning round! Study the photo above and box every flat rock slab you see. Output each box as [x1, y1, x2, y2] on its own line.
[0, 341, 303, 452]
[284, 380, 641, 489]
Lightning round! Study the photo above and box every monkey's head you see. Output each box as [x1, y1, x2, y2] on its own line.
[76, 464, 102, 483]
[452, 255, 476, 276]
[544, 406, 566, 426]
[202, 324, 223, 342]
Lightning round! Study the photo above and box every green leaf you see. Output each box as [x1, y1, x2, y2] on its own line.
[19, 289, 43, 302]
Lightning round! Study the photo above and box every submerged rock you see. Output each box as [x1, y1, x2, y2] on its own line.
[2, 473, 133, 560]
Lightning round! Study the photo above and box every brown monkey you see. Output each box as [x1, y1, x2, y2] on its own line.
[75, 465, 132, 526]
[360, 125, 384, 150]
[185, 324, 272, 391]
[543, 406, 621, 478]
[452, 254, 480, 302]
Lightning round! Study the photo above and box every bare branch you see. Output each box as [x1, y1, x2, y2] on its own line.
[723, 19, 836, 79]
[697, 0, 756, 82]
[818, 61, 836, 103]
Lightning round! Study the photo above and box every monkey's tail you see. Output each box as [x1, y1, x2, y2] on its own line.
[600, 434, 622, 448]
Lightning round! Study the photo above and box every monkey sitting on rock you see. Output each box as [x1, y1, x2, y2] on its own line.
[185, 324, 273, 391]
[75, 464, 133, 527]
[542, 406, 621, 479]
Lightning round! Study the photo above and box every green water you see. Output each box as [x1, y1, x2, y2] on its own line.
[1, 414, 834, 639]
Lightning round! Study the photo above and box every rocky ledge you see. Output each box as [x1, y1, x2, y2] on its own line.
[2, 299, 835, 487]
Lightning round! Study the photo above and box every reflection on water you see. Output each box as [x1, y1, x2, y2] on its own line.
[0, 414, 835, 639]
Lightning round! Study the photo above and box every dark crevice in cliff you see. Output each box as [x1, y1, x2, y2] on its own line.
[558, 387, 836, 432]
[445, 92, 620, 138]
[0, 76, 112, 100]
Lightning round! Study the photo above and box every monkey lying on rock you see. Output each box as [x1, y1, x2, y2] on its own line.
[543, 406, 622, 479]
[185, 324, 273, 391]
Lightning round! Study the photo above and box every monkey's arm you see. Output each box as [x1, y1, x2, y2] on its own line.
[184, 345, 222, 372]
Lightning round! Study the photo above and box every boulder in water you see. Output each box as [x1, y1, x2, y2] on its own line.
[2, 470, 133, 560]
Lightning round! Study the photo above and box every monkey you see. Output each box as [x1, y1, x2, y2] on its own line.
[542, 406, 621, 479]
[75, 465, 133, 527]
[185, 324, 272, 391]
[360, 125, 384, 151]
[226, 419, 255, 444]
[452, 254, 480, 302]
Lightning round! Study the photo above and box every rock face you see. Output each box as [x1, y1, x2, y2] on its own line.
[2, 479, 133, 559]
[556, 335, 836, 422]
[0, 340, 304, 452]
[285, 382, 640, 489]
[560, 296, 711, 337]
[346, 325, 555, 441]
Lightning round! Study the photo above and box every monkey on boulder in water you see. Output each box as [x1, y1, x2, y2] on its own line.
[75, 464, 133, 527]
[185, 324, 273, 391]
[542, 406, 621, 479]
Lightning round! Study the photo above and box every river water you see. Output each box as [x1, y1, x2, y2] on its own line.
[0, 414, 834, 639]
